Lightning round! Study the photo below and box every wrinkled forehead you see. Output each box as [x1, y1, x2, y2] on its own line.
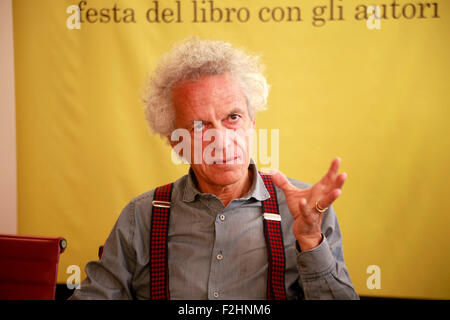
[172, 74, 249, 121]
[173, 73, 244, 100]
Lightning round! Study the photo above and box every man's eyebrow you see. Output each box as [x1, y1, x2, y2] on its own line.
[185, 108, 246, 127]
[186, 120, 205, 128]
[227, 107, 246, 115]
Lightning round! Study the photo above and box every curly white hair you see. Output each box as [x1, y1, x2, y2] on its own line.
[143, 37, 269, 137]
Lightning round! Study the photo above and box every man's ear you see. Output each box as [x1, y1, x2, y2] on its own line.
[168, 134, 186, 159]
[168, 135, 176, 148]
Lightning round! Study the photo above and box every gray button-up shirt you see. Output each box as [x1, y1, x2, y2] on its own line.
[69, 163, 359, 300]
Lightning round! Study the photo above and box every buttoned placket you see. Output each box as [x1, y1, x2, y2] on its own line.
[183, 164, 271, 300]
[215, 213, 226, 263]
[207, 198, 254, 299]
[197, 195, 224, 300]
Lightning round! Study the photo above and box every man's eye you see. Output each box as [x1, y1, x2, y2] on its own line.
[229, 114, 240, 121]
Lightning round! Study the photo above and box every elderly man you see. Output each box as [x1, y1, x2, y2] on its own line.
[69, 38, 359, 300]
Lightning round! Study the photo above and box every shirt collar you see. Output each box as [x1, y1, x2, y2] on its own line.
[182, 159, 270, 203]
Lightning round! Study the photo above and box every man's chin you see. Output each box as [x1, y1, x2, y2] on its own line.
[208, 172, 242, 186]
[196, 162, 248, 185]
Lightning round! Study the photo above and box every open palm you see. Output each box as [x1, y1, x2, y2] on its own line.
[270, 158, 347, 250]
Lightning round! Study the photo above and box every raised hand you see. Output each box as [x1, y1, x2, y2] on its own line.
[270, 158, 347, 251]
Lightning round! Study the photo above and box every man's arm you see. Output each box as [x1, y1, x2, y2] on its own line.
[271, 158, 359, 299]
[295, 205, 359, 299]
[68, 201, 136, 300]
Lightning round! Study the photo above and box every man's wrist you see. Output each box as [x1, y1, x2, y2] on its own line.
[296, 233, 323, 251]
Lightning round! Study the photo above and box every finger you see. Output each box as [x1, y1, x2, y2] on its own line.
[321, 157, 341, 184]
[317, 188, 341, 209]
[333, 172, 347, 190]
[298, 197, 308, 217]
[291, 197, 308, 220]
[270, 169, 298, 194]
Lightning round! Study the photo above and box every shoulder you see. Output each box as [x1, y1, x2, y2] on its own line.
[270, 175, 311, 204]
[286, 176, 311, 190]
[126, 174, 188, 212]
[270, 174, 311, 213]
[113, 174, 188, 238]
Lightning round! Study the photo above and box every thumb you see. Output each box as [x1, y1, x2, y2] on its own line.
[269, 169, 297, 194]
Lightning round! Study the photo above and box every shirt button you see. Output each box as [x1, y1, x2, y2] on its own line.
[216, 253, 223, 260]
[213, 291, 219, 298]
[219, 214, 225, 221]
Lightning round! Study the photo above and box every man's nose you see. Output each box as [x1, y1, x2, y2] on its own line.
[212, 128, 234, 150]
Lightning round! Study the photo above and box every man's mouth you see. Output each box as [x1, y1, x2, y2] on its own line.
[212, 155, 240, 164]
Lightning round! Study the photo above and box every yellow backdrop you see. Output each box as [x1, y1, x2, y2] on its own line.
[13, 0, 449, 299]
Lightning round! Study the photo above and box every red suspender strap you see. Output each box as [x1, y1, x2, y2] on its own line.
[260, 173, 288, 300]
[149, 183, 173, 300]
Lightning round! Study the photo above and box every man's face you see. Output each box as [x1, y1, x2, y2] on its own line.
[171, 73, 255, 187]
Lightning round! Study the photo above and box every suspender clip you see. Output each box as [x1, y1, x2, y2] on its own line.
[152, 200, 171, 208]
[263, 213, 281, 221]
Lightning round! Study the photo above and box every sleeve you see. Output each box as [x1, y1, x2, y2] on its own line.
[68, 201, 137, 300]
[295, 205, 360, 300]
